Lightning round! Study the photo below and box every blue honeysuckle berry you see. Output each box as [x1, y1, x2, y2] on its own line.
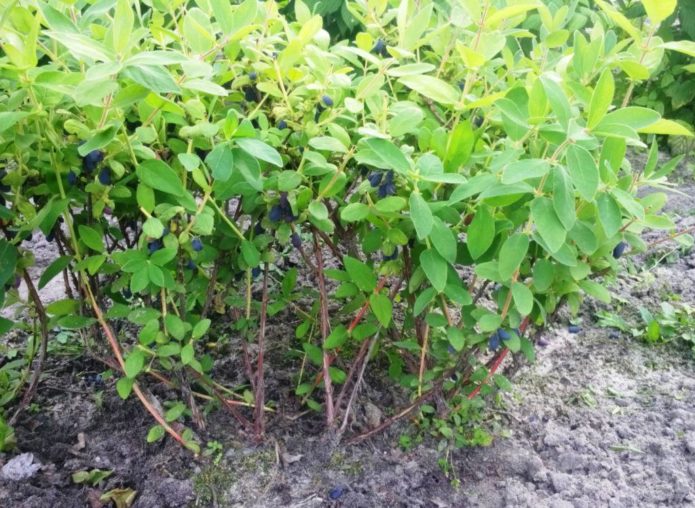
[568, 324, 582, 334]
[253, 222, 265, 236]
[382, 247, 398, 261]
[291, 232, 302, 249]
[82, 150, 104, 173]
[148, 239, 162, 254]
[277, 119, 288, 130]
[98, 168, 111, 185]
[122, 288, 132, 299]
[244, 85, 259, 103]
[249, 71, 257, 81]
[372, 39, 388, 57]
[186, 260, 196, 270]
[251, 266, 262, 278]
[378, 182, 396, 198]
[191, 238, 203, 252]
[458, 80, 466, 91]
[328, 486, 347, 500]
[67, 171, 77, 186]
[488, 331, 501, 351]
[321, 95, 333, 107]
[498, 328, 511, 341]
[368, 172, 383, 187]
[473, 116, 483, 128]
[612, 241, 628, 259]
[269, 205, 283, 222]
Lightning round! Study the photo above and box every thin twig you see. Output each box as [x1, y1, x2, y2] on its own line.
[313, 231, 335, 427]
[254, 263, 269, 440]
[10, 270, 49, 425]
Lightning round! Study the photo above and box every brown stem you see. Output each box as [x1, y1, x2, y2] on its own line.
[200, 259, 219, 319]
[254, 263, 269, 439]
[313, 231, 335, 427]
[10, 270, 49, 426]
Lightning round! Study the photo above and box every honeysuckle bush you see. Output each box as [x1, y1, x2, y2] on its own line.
[1, 0, 694, 453]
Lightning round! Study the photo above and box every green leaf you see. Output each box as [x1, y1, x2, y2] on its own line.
[512, 282, 533, 315]
[374, 197, 406, 213]
[642, 0, 677, 24]
[341, 203, 370, 222]
[122, 65, 180, 94]
[0, 240, 17, 287]
[241, 241, 261, 268]
[78, 225, 104, 253]
[540, 76, 571, 130]
[502, 159, 550, 184]
[660, 40, 695, 58]
[430, 217, 457, 264]
[597, 192, 622, 237]
[236, 138, 283, 167]
[165, 314, 186, 340]
[58, 315, 96, 329]
[142, 217, 164, 238]
[587, 69, 614, 129]
[398, 75, 460, 105]
[147, 425, 165, 443]
[77, 125, 118, 156]
[358, 138, 410, 174]
[192, 319, 211, 340]
[448, 327, 466, 352]
[531, 197, 566, 253]
[552, 167, 576, 231]
[343, 256, 376, 292]
[205, 144, 234, 182]
[124, 350, 145, 378]
[533, 259, 554, 292]
[638, 119, 694, 137]
[565, 145, 599, 201]
[324, 325, 348, 349]
[420, 249, 447, 292]
[579, 280, 611, 304]
[181, 343, 194, 365]
[38, 256, 72, 290]
[370, 293, 392, 328]
[409, 193, 433, 240]
[116, 377, 133, 399]
[467, 205, 495, 260]
[308, 201, 329, 221]
[113, 0, 134, 54]
[498, 234, 529, 280]
[596, 107, 660, 132]
[309, 136, 348, 153]
[136, 160, 184, 196]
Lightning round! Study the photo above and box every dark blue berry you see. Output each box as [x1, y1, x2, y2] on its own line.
[98, 168, 111, 185]
[249, 71, 257, 81]
[148, 240, 162, 254]
[291, 233, 302, 249]
[458, 80, 466, 91]
[277, 119, 287, 130]
[488, 331, 501, 351]
[612, 241, 627, 259]
[269, 205, 283, 222]
[322, 95, 334, 107]
[383, 248, 398, 261]
[191, 238, 203, 252]
[537, 338, 549, 347]
[368, 172, 383, 187]
[473, 116, 483, 128]
[328, 486, 347, 500]
[377, 182, 396, 198]
[82, 150, 104, 173]
[186, 260, 196, 270]
[568, 324, 582, 334]
[372, 39, 388, 57]
[67, 171, 77, 186]
[253, 222, 264, 236]
[252, 266, 261, 278]
[122, 289, 132, 299]
[498, 329, 511, 341]
[244, 85, 259, 103]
